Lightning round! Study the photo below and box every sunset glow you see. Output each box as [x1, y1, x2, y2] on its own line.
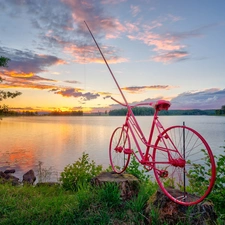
[0, 0, 224, 113]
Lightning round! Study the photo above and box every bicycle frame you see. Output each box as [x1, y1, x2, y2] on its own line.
[111, 97, 179, 170]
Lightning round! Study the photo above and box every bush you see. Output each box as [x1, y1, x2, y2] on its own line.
[126, 154, 151, 182]
[188, 143, 225, 219]
[60, 153, 102, 191]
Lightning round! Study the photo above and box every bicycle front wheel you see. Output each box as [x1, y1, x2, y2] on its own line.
[109, 127, 131, 174]
[153, 126, 216, 206]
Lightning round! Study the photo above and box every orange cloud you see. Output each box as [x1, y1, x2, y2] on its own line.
[4, 71, 34, 78]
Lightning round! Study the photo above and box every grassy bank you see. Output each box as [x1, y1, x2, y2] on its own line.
[0, 181, 159, 225]
[1, 148, 225, 224]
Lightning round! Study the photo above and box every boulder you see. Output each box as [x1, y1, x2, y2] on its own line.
[0, 170, 20, 185]
[91, 171, 140, 200]
[145, 188, 217, 225]
[4, 169, 16, 174]
[22, 169, 36, 185]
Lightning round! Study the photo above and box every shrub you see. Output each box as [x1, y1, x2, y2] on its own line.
[60, 152, 102, 191]
[188, 143, 225, 218]
[126, 154, 151, 182]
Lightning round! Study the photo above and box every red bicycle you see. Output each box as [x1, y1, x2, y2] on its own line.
[85, 21, 216, 206]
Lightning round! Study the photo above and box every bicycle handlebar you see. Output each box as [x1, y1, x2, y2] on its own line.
[111, 97, 127, 106]
[111, 97, 152, 108]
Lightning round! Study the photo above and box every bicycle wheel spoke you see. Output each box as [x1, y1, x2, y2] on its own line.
[153, 126, 216, 206]
[109, 127, 131, 173]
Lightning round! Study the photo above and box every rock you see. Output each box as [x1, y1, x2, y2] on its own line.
[22, 169, 36, 185]
[0, 170, 20, 185]
[145, 188, 217, 225]
[4, 169, 16, 174]
[91, 171, 140, 200]
[0, 171, 7, 179]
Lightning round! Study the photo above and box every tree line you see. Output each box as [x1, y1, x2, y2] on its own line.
[215, 105, 225, 115]
[108, 107, 216, 116]
[49, 110, 83, 116]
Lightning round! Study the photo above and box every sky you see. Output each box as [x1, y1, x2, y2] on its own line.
[0, 0, 225, 113]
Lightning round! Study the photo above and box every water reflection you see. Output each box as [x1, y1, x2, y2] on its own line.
[0, 116, 224, 181]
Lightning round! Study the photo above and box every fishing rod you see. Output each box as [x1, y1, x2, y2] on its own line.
[84, 21, 129, 107]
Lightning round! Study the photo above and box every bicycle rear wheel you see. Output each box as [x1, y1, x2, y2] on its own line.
[153, 125, 216, 206]
[109, 127, 131, 174]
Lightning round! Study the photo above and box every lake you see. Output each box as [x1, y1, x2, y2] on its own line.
[1, 116, 225, 181]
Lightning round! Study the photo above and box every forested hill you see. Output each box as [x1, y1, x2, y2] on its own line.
[108, 107, 216, 116]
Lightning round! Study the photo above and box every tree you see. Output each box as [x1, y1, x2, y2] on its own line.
[0, 56, 22, 114]
[0, 56, 10, 67]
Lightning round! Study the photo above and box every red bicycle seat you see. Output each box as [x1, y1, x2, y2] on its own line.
[152, 100, 171, 111]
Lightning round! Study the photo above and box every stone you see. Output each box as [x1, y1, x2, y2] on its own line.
[22, 169, 36, 185]
[0, 170, 20, 185]
[91, 171, 140, 200]
[4, 169, 16, 174]
[145, 188, 217, 225]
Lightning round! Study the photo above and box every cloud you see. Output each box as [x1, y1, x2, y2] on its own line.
[2, 0, 127, 63]
[167, 14, 183, 22]
[101, 0, 127, 4]
[64, 44, 128, 64]
[126, 20, 216, 63]
[121, 85, 174, 93]
[54, 88, 100, 101]
[171, 88, 225, 109]
[0, 46, 102, 102]
[152, 51, 189, 63]
[0, 47, 65, 76]
[128, 32, 185, 52]
[0, 47, 66, 90]
[130, 5, 141, 17]
[106, 88, 225, 111]
[126, 20, 189, 63]
[64, 80, 81, 84]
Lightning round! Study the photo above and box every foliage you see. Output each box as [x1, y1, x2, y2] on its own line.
[0, 56, 10, 67]
[108, 107, 215, 116]
[188, 145, 225, 218]
[37, 161, 58, 183]
[215, 105, 225, 115]
[126, 154, 151, 182]
[0, 56, 21, 115]
[50, 110, 83, 116]
[97, 182, 121, 208]
[128, 180, 157, 212]
[60, 152, 102, 191]
[0, 90, 21, 102]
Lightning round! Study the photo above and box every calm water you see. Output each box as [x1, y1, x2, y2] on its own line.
[1, 116, 225, 181]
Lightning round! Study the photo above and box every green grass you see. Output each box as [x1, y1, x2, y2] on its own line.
[0, 181, 158, 225]
[0, 178, 224, 225]
[1, 146, 225, 225]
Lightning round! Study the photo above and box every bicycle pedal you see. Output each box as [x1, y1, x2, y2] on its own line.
[124, 149, 133, 154]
